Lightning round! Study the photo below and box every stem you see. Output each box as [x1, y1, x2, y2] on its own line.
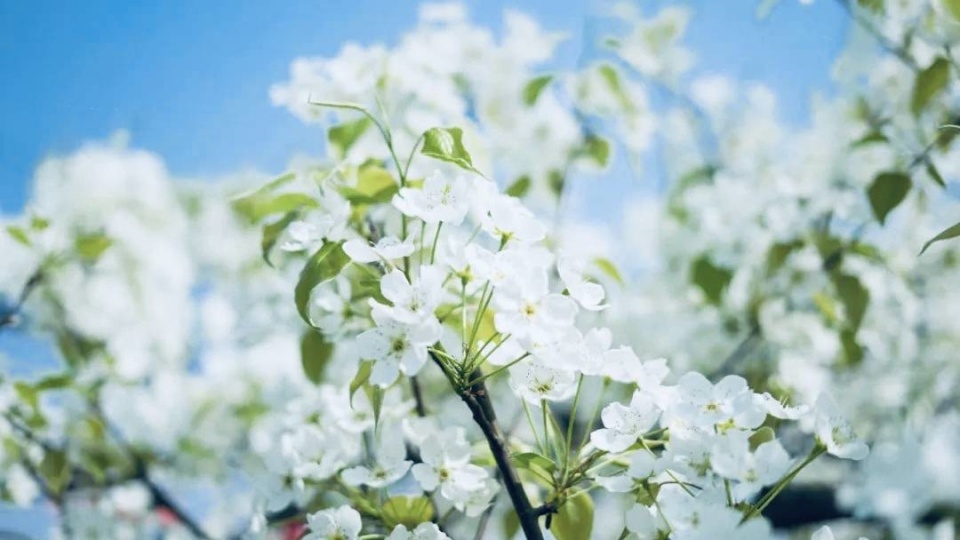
[430, 223, 443, 264]
[744, 445, 826, 521]
[410, 376, 428, 417]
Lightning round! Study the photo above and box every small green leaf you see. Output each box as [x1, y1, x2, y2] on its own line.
[551, 491, 594, 540]
[919, 221, 960, 255]
[749, 427, 776, 451]
[6, 226, 31, 247]
[294, 242, 350, 325]
[502, 511, 520, 540]
[832, 274, 870, 332]
[766, 240, 804, 274]
[300, 331, 334, 385]
[851, 130, 888, 148]
[548, 170, 565, 199]
[338, 165, 398, 204]
[911, 57, 951, 116]
[512, 451, 556, 475]
[581, 134, 612, 168]
[349, 362, 373, 406]
[593, 257, 625, 286]
[839, 329, 864, 367]
[523, 75, 554, 106]
[364, 384, 384, 427]
[943, 0, 960, 22]
[234, 192, 319, 224]
[597, 63, 633, 111]
[857, 0, 884, 13]
[381, 496, 435, 529]
[75, 233, 112, 262]
[691, 256, 733, 305]
[926, 161, 947, 188]
[34, 373, 73, 391]
[328, 116, 372, 157]
[261, 212, 299, 267]
[505, 176, 531, 198]
[867, 171, 912, 225]
[421, 127, 475, 172]
[39, 449, 71, 494]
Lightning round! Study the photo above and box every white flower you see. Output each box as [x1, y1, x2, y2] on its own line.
[372, 267, 444, 325]
[343, 235, 415, 263]
[481, 194, 546, 244]
[590, 391, 661, 452]
[341, 431, 412, 488]
[494, 279, 577, 344]
[387, 522, 450, 540]
[279, 220, 326, 252]
[304, 505, 363, 540]
[759, 392, 809, 420]
[508, 360, 577, 404]
[411, 429, 489, 504]
[625, 503, 660, 538]
[558, 255, 606, 311]
[393, 170, 471, 225]
[815, 393, 869, 460]
[672, 504, 771, 540]
[710, 431, 791, 501]
[670, 372, 766, 431]
[356, 310, 441, 387]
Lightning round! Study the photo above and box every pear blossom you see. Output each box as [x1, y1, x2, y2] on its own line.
[710, 431, 792, 501]
[392, 170, 471, 225]
[372, 267, 445, 324]
[591, 391, 661, 452]
[411, 430, 490, 504]
[341, 431, 412, 488]
[815, 393, 869, 460]
[343, 235, 415, 263]
[669, 372, 767, 430]
[355, 310, 441, 387]
[557, 255, 607, 310]
[387, 523, 451, 540]
[508, 360, 577, 404]
[480, 194, 547, 243]
[304, 505, 363, 540]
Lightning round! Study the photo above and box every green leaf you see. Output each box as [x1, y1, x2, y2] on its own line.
[512, 451, 556, 475]
[505, 176, 531, 198]
[581, 134, 612, 168]
[926, 161, 947, 188]
[75, 233, 112, 262]
[337, 165, 398, 204]
[39, 449, 71, 494]
[548, 170, 565, 199]
[294, 242, 350, 325]
[832, 274, 870, 332]
[300, 331, 334, 385]
[766, 240, 804, 274]
[381, 496, 435, 529]
[593, 257, 625, 286]
[867, 172, 912, 225]
[597, 63, 633, 111]
[749, 427, 776, 451]
[34, 373, 73, 392]
[349, 362, 373, 406]
[945, 0, 960, 20]
[857, 0, 884, 13]
[6, 226, 31, 247]
[911, 57, 951, 116]
[502, 511, 520, 540]
[261, 212, 299, 267]
[233, 192, 319, 224]
[523, 75, 554, 106]
[851, 130, 888, 148]
[421, 127, 475, 172]
[691, 256, 733, 305]
[839, 329, 864, 367]
[551, 491, 594, 540]
[328, 116, 372, 157]
[919, 221, 960, 255]
[364, 384, 385, 428]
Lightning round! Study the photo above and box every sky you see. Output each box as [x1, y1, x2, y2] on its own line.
[0, 0, 848, 535]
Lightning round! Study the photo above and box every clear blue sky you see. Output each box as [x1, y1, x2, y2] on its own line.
[0, 0, 847, 534]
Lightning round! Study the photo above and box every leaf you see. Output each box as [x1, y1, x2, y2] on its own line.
[34, 373, 73, 391]
[926, 161, 947, 188]
[294, 242, 350, 325]
[581, 134, 612, 168]
[233, 192, 319, 224]
[597, 63, 633, 111]
[502, 511, 520, 540]
[867, 171, 911, 225]
[6, 226, 31, 247]
[300, 331, 334, 385]
[512, 451, 557, 475]
[749, 427, 776, 451]
[381, 496, 435, 529]
[851, 130, 888, 148]
[839, 329, 864, 368]
[832, 274, 870, 332]
[548, 170, 565, 199]
[421, 127, 475, 171]
[523, 75, 554, 106]
[691, 256, 733, 305]
[75, 233, 112, 262]
[364, 384, 384, 428]
[261, 212, 299, 267]
[328, 116, 372, 157]
[857, 0, 884, 13]
[593, 257, 625, 286]
[911, 57, 951, 116]
[919, 221, 960, 255]
[337, 165, 398, 204]
[946, 0, 960, 20]
[551, 491, 594, 540]
[505, 176, 531, 198]
[349, 362, 373, 406]
[766, 240, 804, 274]
[39, 449, 71, 494]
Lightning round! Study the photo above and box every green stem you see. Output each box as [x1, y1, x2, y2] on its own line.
[744, 445, 826, 521]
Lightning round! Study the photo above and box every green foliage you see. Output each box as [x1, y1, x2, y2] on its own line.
[421, 127, 476, 172]
[766, 240, 804, 275]
[911, 57, 951, 116]
[337, 165, 399, 205]
[75, 233, 112, 262]
[300, 330, 334, 385]
[593, 257, 625, 286]
[349, 362, 373, 406]
[691, 256, 733, 305]
[926, 162, 947, 188]
[548, 170, 565, 199]
[505, 176, 532, 198]
[39, 449, 71, 495]
[580, 134, 612, 168]
[597, 63, 633, 111]
[232, 172, 316, 224]
[294, 242, 350, 326]
[328, 117, 372, 157]
[512, 451, 556, 480]
[857, 0, 884, 13]
[6, 225, 31, 247]
[261, 212, 299, 267]
[832, 273, 870, 332]
[947, 0, 960, 20]
[382, 496, 435, 529]
[749, 427, 776, 451]
[867, 171, 911, 225]
[551, 491, 594, 540]
[523, 75, 554, 106]
[919, 221, 960, 255]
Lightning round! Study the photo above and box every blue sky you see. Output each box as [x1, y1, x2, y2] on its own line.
[0, 0, 847, 534]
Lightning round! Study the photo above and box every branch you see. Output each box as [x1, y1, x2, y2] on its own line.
[0, 269, 43, 331]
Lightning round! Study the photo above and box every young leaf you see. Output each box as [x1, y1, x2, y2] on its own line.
[381, 496, 435, 529]
[551, 491, 594, 540]
[300, 330, 334, 385]
[523, 75, 554, 106]
[581, 134, 612, 168]
[945, 0, 960, 20]
[748, 426, 776, 451]
[328, 116, 372, 157]
[338, 165, 398, 204]
[926, 161, 947, 188]
[911, 57, 950, 116]
[505, 176, 531, 198]
[593, 257, 625, 286]
[6, 225, 31, 247]
[867, 172, 911, 225]
[75, 233, 112, 262]
[919, 221, 960, 255]
[233, 192, 319, 224]
[421, 127, 475, 171]
[294, 242, 350, 325]
[261, 212, 299, 266]
[349, 362, 373, 406]
[691, 256, 733, 305]
[39, 449, 71, 495]
[832, 273, 870, 332]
